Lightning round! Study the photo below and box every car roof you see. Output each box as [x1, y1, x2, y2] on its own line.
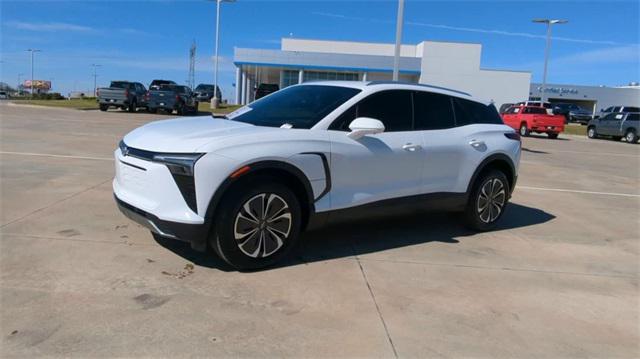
[299, 80, 478, 102]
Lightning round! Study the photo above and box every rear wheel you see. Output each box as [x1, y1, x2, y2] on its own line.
[625, 129, 638, 144]
[587, 126, 598, 139]
[547, 133, 559, 139]
[519, 123, 530, 137]
[99, 104, 108, 112]
[128, 99, 136, 113]
[212, 181, 302, 270]
[464, 169, 510, 231]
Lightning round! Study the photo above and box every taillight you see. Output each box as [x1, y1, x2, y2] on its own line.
[504, 132, 521, 142]
[124, 89, 129, 97]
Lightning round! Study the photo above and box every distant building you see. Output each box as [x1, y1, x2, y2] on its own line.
[233, 38, 531, 107]
[529, 83, 640, 112]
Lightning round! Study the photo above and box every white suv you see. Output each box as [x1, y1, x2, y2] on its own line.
[114, 81, 521, 270]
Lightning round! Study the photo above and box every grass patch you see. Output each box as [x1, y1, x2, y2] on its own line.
[198, 102, 242, 114]
[12, 98, 99, 110]
[563, 124, 587, 136]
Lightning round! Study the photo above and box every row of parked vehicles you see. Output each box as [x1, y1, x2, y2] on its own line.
[498, 100, 638, 143]
[97, 80, 222, 115]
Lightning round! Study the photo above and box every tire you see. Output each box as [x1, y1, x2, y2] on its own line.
[625, 129, 638, 144]
[128, 99, 136, 113]
[464, 169, 510, 231]
[177, 103, 185, 116]
[192, 101, 199, 115]
[519, 123, 530, 137]
[212, 180, 302, 270]
[547, 133, 559, 139]
[99, 104, 108, 112]
[587, 126, 598, 139]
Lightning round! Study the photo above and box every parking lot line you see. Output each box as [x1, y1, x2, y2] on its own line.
[0, 151, 113, 161]
[518, 185, 640, 198]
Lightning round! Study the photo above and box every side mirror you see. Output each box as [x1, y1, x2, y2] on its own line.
[347, 117, 385, 140]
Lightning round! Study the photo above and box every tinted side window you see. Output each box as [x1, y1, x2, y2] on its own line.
[413, 91, 455, 130]
[530, 107, 546, 114]
[453, 98, 503, 126]
[329, 105, 356, 131]
[627, 114, 639, 122]
[357, 90, 413, 132]
[625, 107, 639, 113]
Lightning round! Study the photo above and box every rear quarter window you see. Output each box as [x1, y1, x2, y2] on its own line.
[453, 98, 503, 126]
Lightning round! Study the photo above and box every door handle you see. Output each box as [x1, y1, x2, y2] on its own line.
[402, 143, 422, 152]
[469, 139, 486, 148]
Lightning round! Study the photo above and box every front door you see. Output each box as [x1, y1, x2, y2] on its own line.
[328, 90, 425, 210]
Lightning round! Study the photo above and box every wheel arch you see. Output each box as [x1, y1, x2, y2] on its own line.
[466, 154, 517, 197]
[204, 160, 316, 231]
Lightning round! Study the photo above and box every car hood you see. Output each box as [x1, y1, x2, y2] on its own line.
[122, 116, 274, 153]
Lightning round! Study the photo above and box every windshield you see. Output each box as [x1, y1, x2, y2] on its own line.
[228, 85, 361, 129]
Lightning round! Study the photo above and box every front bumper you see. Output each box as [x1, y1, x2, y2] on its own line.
[115, 195, 209, 251]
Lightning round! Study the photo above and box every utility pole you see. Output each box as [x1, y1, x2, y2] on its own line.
[26, 49, 42, 97]
[188, 40, 196, 90]
[209, 0, 236, 109]
[91, 64, 101, 97]
[392, 0, 405, 81]
[532, 19, 567, 103]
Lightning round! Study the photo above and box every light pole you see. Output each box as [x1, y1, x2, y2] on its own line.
[209, 0, 236, 109]
[392, 0, 405, 81]
[91, 64, 102, 97]
[532, 19, 567, 104]
[26, 49, 42, 97]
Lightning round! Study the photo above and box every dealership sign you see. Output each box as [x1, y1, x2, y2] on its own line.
[23, 80, 51, 90]
[537, 86, 578, 95]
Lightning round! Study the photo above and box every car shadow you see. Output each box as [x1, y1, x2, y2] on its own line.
[153, 202, 555, 272]
[522, 147, 549, 154]
[525, 134, 570, 141]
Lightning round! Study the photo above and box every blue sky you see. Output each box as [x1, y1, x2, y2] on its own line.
[1, 0, 638, 98]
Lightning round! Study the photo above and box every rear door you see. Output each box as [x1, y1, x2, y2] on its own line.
[328, 90, 425, 209]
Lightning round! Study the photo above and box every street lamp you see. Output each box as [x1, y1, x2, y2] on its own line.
[91, 64, 102, 97]
[532, 19, 568, 104]
[208, 0, 236, 109]
[392, 0, 405, 81]
[26, 49, 42, 97]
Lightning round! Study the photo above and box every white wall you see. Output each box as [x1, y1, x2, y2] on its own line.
[282, 38, 418, 57]
[417, 41, 531, 108]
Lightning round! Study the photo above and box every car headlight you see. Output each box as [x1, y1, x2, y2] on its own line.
[152, 153, 204, 176]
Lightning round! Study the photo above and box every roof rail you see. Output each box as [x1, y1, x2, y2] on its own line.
[366, 81, 471, 96]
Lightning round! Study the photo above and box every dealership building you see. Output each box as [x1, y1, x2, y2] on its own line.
[233, 38, 638, 111]
[233, 38, 531, 108]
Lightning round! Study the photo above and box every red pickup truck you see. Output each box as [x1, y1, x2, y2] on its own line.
[501, 105, 565, 139]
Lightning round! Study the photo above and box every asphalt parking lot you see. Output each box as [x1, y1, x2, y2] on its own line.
[1, 101, 638, 358]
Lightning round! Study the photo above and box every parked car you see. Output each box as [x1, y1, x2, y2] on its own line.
[146, 84, 198, 115]
[255, 83, 279, 100]
[587, 112, 639, 144]
[0, 91, 8, 99]
[502, 105, 565, 138]
[552, 103, 593, 124]
[516, 101, 552, 109]
[193, 84, 221, 102]
[149, 79, 176, 91]
[97, 81, 147, 112]
[594, 105, 640, 119]
[114, 82, 521, 270]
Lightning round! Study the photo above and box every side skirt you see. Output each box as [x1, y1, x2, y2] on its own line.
[307, 192, 468, 230]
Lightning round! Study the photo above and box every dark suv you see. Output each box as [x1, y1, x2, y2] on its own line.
[193, 84, 221, 102]
[255, 83, 279, 100]
[552, 103, 593, 125]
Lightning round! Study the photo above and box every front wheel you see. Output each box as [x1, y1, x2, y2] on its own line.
[625, 129, 638, 144]
[212, 181, 302, 270]
[519, 123, 530, 137]
[99, 104, 108, 111]
[587, 127, 598, 139]
[464, 170, 510, 231]
[128, 100, 137, 113]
